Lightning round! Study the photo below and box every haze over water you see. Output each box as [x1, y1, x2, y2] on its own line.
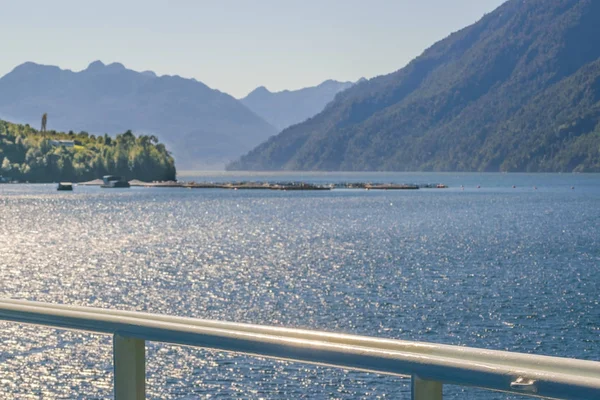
[0, 172, 598, 399]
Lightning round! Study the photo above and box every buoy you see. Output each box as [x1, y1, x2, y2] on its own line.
[477, 185, 481, 189]
[512, 185, 516, 189]
[571, 186, 575, 190]
[534, 186, 537, 190]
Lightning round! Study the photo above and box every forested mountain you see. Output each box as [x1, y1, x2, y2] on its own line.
[229, 0, 600, 172]
[0, 120, 175, 182]
[240, 80, 355, 132]
[0, 61, 277, 169]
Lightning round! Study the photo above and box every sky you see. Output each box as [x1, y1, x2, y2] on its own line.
[0, 0, 505, 98]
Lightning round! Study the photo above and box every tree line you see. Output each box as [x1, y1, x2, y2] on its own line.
[0, 120, 176, 183]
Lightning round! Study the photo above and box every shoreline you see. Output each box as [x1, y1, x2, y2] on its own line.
[77, 180, 448, 191]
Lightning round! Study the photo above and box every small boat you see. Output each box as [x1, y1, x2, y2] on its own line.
[101, 175, 130, 188]
[57, 182, 73, 191]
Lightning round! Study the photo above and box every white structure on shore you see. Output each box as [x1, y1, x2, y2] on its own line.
[49, 140, 75, 147]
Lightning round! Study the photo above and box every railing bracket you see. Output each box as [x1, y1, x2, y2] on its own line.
[510, 377, 537, 393]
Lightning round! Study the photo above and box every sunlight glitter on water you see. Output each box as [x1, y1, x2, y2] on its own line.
[0, 174, 599, 398]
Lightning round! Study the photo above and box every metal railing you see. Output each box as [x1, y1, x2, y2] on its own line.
[0, 298, 599, 399]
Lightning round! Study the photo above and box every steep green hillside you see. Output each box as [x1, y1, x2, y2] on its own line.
[0, 120, 176, 182]
[229, 0, 600, 172]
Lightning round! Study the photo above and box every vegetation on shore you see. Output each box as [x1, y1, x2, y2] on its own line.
[0, 120, 176, 182]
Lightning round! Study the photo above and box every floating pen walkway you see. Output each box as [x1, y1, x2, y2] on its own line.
[0, 299, 599, 399]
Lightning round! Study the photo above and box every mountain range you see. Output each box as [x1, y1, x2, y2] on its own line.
[0, 62, 357, 170]
[240, 80, 355, 132]
[229, 0, 600, 172]
[0, 61, 277, 170]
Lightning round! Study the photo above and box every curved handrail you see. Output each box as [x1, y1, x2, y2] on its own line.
[0, 298, 598, 399]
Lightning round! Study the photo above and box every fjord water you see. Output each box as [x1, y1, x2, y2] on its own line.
[0, 173, 598, 399]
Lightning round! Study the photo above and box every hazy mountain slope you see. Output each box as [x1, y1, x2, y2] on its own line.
[229, 0, 600, 172]
[240, 80, 354, 132]
[0, 61, 277, 169]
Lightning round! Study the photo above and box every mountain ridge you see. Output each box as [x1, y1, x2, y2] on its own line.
[240, 79, 356, 132]
[229, 0, 600, 172]
[0, 60, 277, 169]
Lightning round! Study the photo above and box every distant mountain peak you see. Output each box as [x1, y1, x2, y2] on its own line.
[107, 62, 125, 70]
[141, 70, 157, 78]
[246, 80, 353, 99]
[318, 79, 341, 87]
[11, 61, 56, 74]
[5, 62, 67, 82]
[84, 61, 128, 73]
[15, 61, 39, 69]
[241, 79, 355, 132]
[86, 60, 106, 71]
[247, 86, 271, 97]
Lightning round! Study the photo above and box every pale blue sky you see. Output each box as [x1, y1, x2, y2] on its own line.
[0, 0, 505, 98]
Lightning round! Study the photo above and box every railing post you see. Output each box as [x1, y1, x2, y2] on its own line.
[113, 334, 145, 400]
[412, 375, 442, 400]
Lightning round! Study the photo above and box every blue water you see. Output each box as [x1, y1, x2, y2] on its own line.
[0, 172, 598, 399]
